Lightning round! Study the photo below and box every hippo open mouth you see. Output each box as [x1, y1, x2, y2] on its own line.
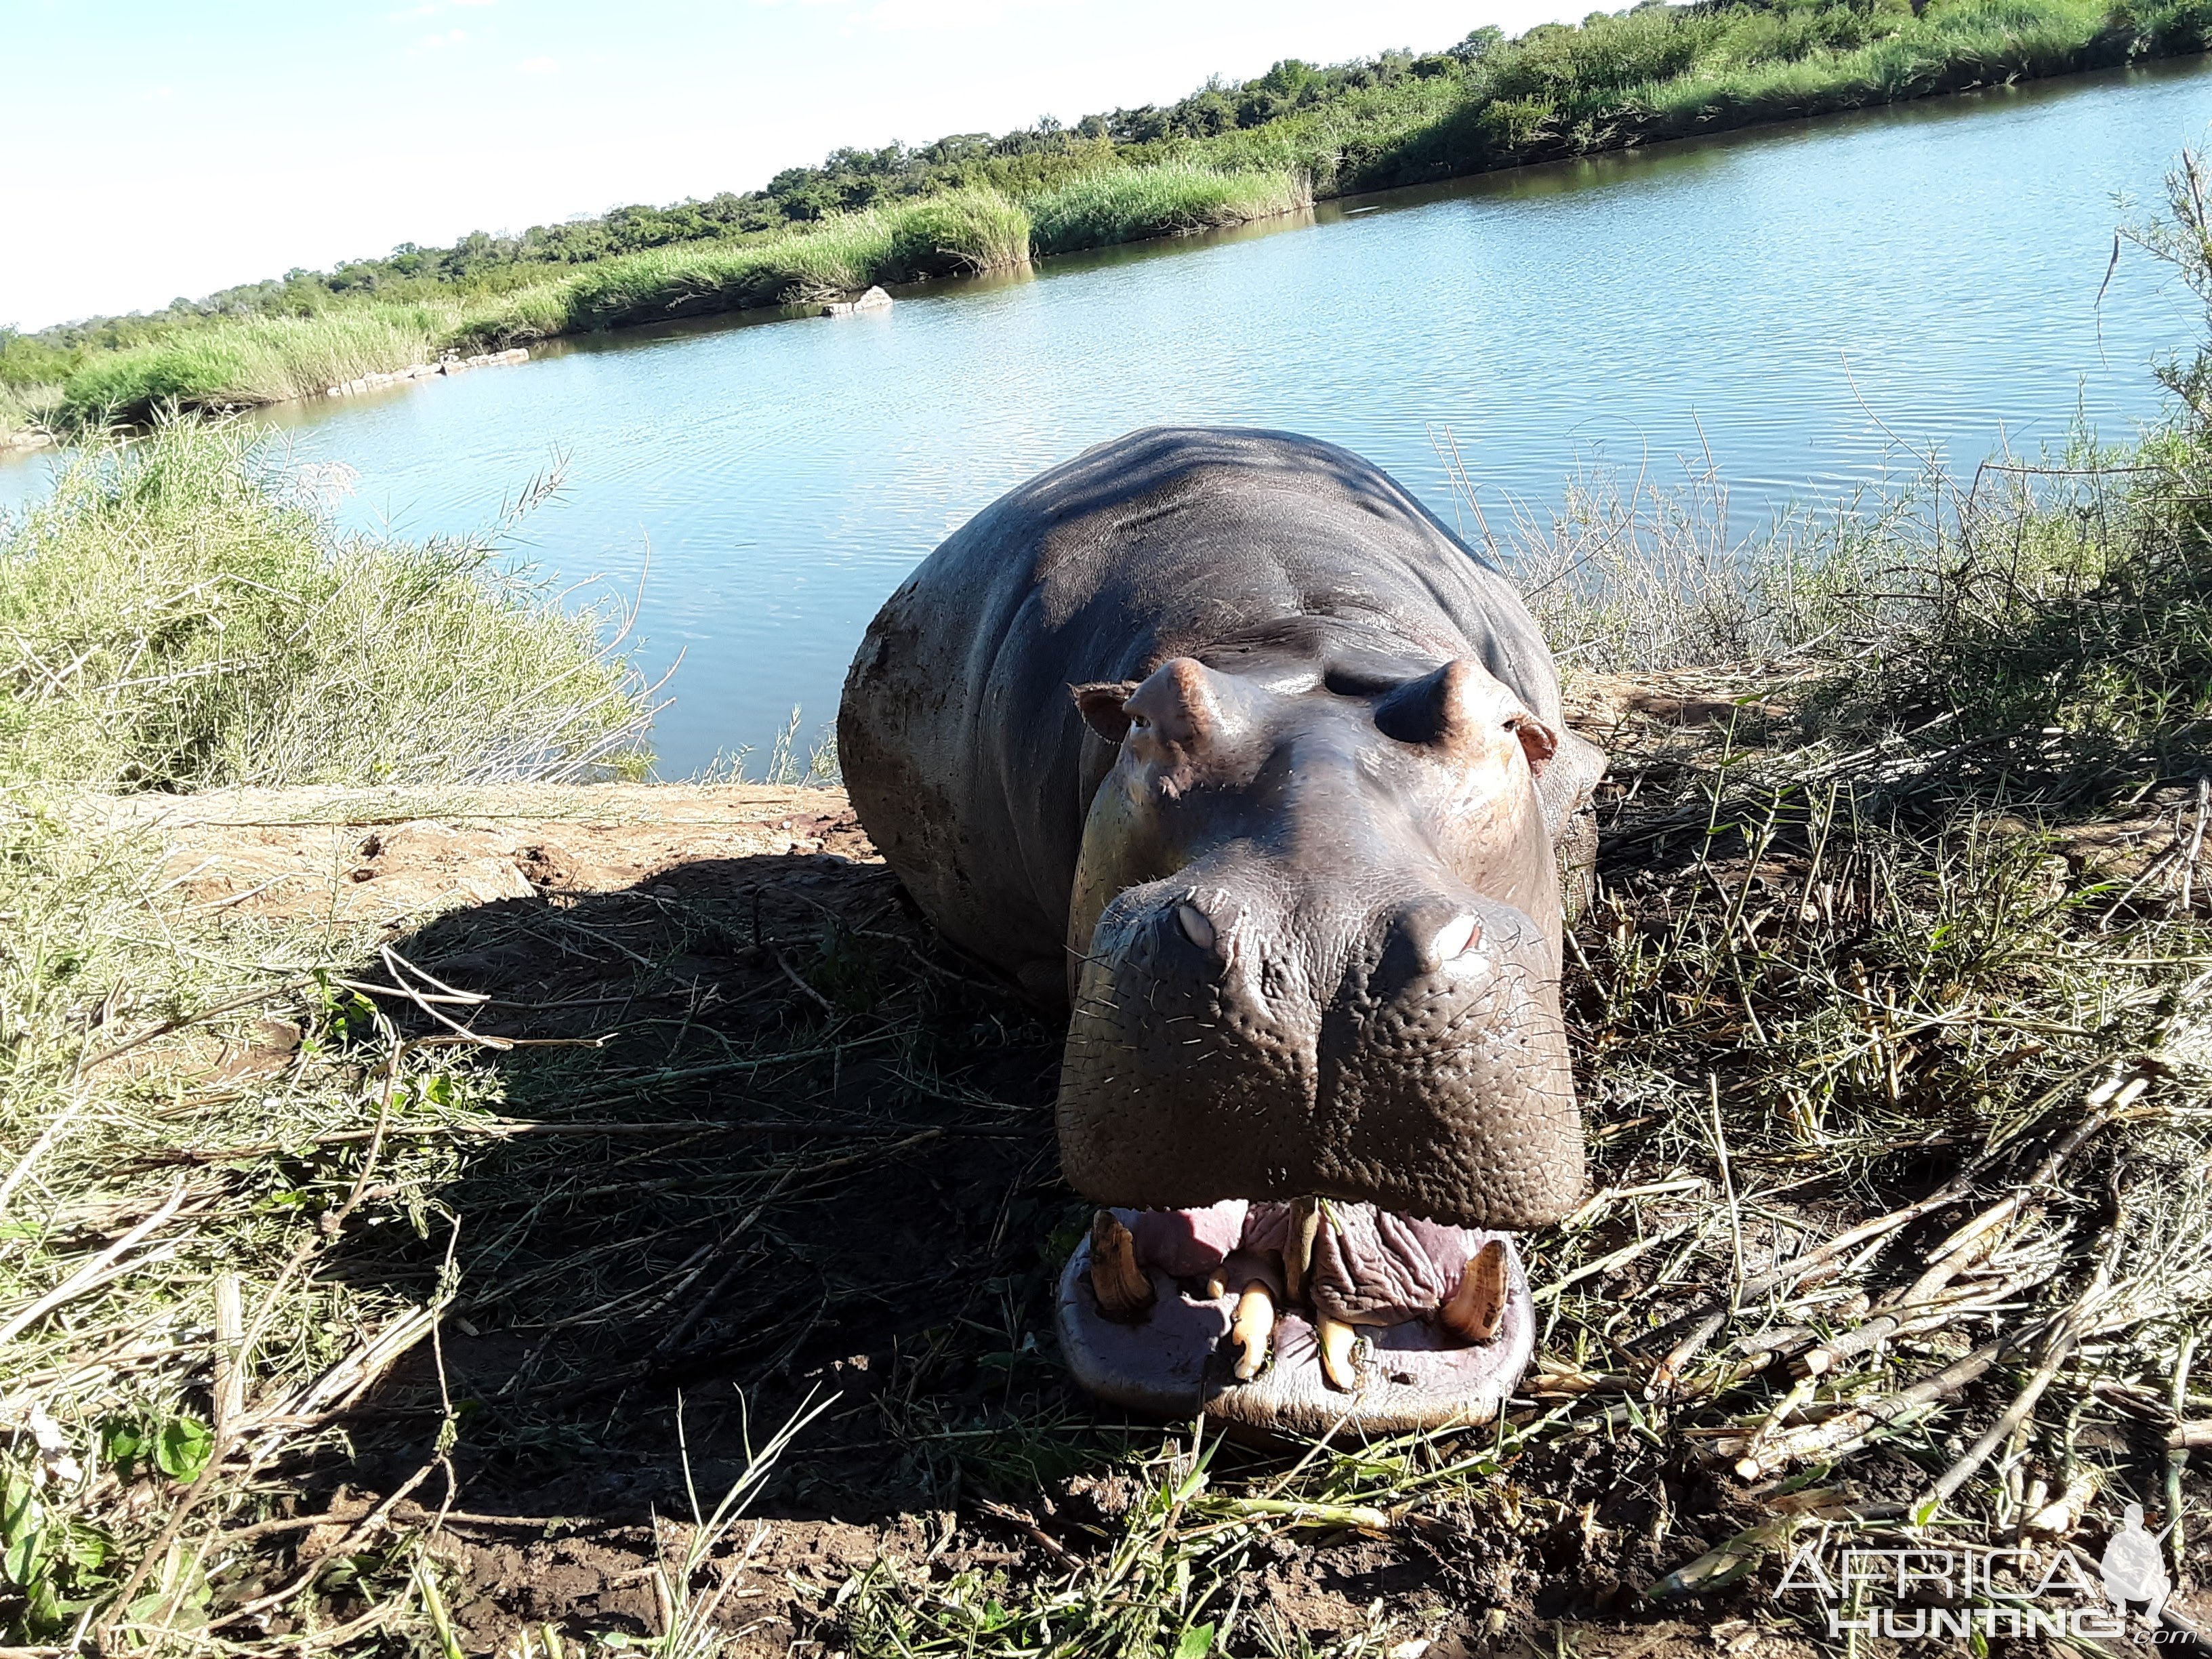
[1057, 1199, 1535, 1435]
[1042, 645, 1582, 1431]
[838, 428, 1605, 1437]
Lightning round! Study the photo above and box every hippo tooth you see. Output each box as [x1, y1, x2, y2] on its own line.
[1439, 1238, 1509, 1344]
[1432, 913, 1481, 963]
[1089, 1210, 1155, 1323]
[1316, 1313, 1360, 1392]
[1230, 1282, 1275, 1380]
[1284, 1197, 1321, 1304]
[1205, 1271, 1227, 1300]
[1175, 901, 1216, 950]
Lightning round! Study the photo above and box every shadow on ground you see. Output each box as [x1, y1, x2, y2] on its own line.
[307, 829, 1122, 1644]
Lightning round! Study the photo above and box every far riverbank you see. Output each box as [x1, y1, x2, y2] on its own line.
[5, 0, 2207, 443]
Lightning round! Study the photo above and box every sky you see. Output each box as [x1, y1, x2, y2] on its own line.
[1, 0, 1584, 331]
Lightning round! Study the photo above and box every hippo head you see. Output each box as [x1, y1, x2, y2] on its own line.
[1052, 651, 1600, 1435]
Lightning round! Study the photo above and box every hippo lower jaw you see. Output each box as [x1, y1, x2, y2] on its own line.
[1055, 1204, 1537, 1437]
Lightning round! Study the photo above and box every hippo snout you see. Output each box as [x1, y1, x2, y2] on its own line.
[1059, 866, 1580, 1230]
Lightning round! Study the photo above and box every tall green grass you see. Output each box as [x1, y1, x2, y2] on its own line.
[59, 168, 1319, 409]
[448, 186, 1033, 349]
[544, 186, 1031, 335]
[56, 306, 443, 428]
[1027, 161, 1312, 255]
[1170, 0, 2208, 193]
[56, 191, 1040, 410]
[0, 422, 651, 789]
[0, 381, 60, 443]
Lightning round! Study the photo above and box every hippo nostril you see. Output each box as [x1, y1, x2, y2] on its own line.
[1430, 913, 1481, 966]
[1175, 901, 1216, 951]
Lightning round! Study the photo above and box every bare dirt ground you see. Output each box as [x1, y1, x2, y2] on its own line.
[102, 781, 1059, 1650]
[81, 680, 2212, 1657]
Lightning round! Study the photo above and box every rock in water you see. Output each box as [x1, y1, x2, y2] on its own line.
[821, 285, 893, 318]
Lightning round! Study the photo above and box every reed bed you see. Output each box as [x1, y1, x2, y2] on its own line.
[465, 187, 1033, 346]
[1027, 163, 1312, 257]
[57, 308, 445, 428]
[1188, 0, 2203, 197]
[54, 165, 1303, 417]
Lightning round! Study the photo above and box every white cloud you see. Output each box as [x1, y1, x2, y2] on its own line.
[520, 55, 558, 72]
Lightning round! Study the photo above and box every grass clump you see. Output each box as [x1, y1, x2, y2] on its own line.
[0, 421, 655, 1645]
[0, 421, 652, 789]
[537, 187, 1032, 338]
[0, 380, 60, 445]
[1027, 161, 1312, 255]
[57, 307, 444, 428]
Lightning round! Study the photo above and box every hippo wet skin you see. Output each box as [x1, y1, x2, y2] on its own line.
[837, 428, 1605, 1435]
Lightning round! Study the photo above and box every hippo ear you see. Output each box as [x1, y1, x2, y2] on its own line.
[1071, 681, 1142, 743]
[1124, 657, 1236, 746]
[1506, 710, 1559, 777]
[1536, 727, 1607, 842]
[1378, 659, 1556, 771]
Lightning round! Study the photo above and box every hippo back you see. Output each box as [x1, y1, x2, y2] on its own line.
[837, 426, 1568, 1004]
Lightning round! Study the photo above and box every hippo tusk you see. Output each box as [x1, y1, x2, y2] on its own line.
[1089, 1210, 1155, 1322]
[1230, 1282, 1275, 1380]
[1316, 1312, 1360, 1392]
[1283, 1196, 1321, 1304]
[1431, 912, 1481, 963]
[1439, 1238, 1509, 1344]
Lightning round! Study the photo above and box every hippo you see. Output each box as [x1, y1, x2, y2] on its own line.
[837, 428, 1604, 1435]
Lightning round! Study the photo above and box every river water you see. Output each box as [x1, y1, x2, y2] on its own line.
[7, 58, 2211, 775]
